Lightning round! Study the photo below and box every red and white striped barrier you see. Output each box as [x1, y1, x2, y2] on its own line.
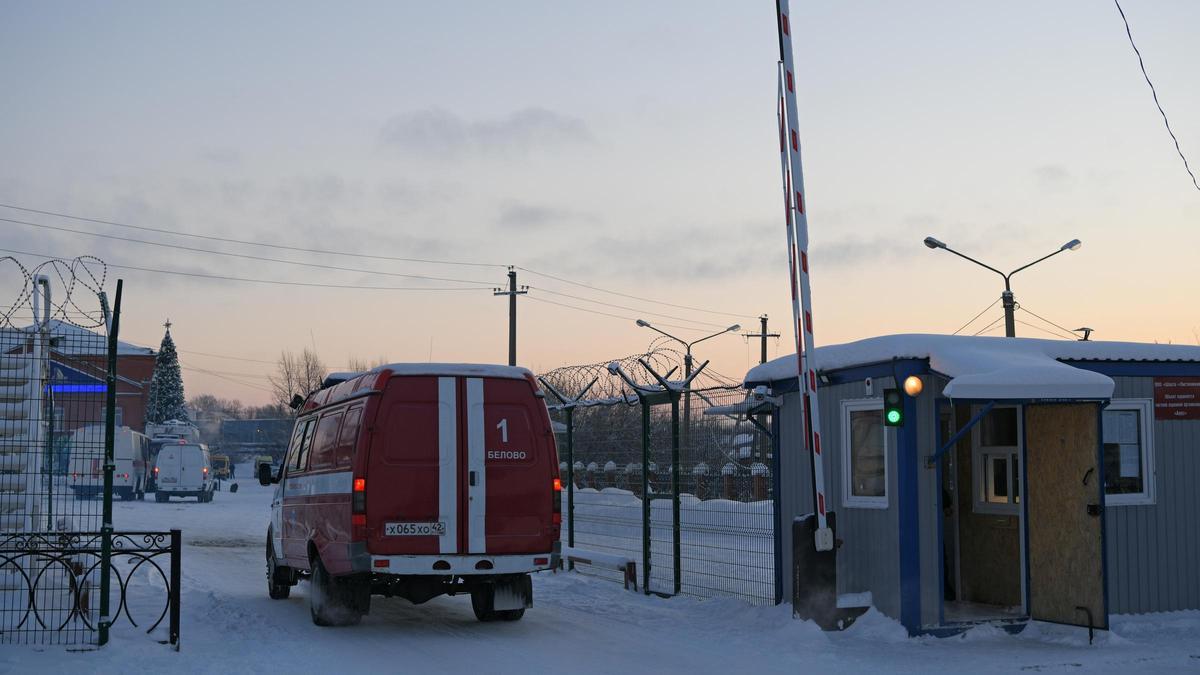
[776, 0, 832, 551]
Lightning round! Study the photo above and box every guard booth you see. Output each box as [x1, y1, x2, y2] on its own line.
[747, 334, 1200, 635]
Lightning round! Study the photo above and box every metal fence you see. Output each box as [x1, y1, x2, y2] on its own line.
[542, 352, 778, 606]
[0, 257, 180, 647]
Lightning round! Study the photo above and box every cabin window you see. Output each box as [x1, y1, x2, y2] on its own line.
[842, 399, 888, 508]
[972, 406, 1021, 515]
[1103, 399, 1154, 506]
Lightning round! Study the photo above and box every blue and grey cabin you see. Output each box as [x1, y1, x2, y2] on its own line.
[744, 334, 1200, 635]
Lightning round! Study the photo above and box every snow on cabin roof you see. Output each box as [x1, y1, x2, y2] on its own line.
[745, 334, 1200, 401]
[0, 320, 154, 356]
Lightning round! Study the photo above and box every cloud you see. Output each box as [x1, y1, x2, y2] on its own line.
[1033, 164, 1073, 192]
[378, 107, 592, 158]
[495, 202, 596, 231]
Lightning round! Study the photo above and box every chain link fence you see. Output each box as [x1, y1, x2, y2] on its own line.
[542, 349, 778, 606]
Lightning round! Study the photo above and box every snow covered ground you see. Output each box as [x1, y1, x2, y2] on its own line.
[3, 464, 1199, 674]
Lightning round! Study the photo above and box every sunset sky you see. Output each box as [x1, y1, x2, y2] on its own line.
[2, 1, 1197, 405]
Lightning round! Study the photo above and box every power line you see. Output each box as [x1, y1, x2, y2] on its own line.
[1113, 0, 1200, 192]
[524, 295, 720, 334]
[1014, 318, 1074, 341]
[972, 314, 1006, 337]
[1016, 305, 1081, 340]
[180, 362, 274, 393]
[516, 266, 754, 320]
[0, 201, 760, 320]
[527, 286, 730, 330]
[1, 217, 499, 287]
[952, 297, 1001, 336]
[0, 245, 491, 291]
[0, 202, 507, 268]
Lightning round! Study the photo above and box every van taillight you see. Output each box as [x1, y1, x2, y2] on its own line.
[352, 478, 366, 513]
[552, 478, 562, 525]
[154, 466, 159, 475]
[351, 478, 367, 540]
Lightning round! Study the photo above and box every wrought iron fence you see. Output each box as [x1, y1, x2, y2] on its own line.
[0, 530, 180, 646]
[0, 256, 180, 648]
[543, 358, 779, 606]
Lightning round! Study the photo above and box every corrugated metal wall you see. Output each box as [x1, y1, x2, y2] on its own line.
[1105, 376, 1200, 614]
[778, 377, 904, 621]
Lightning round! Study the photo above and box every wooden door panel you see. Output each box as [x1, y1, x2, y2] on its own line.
[1024, 403, 1107, 629]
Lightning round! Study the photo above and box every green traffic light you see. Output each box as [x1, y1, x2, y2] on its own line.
[886, 409, 902, 424]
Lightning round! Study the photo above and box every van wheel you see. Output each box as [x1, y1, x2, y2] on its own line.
[155, 492, 168, 503]
[119, 488, 134, 501]
[309, 554, 363, 627]
[471, 586, 508, 622]
[266, 537, 293, 600]
[499, 608, 525, 622]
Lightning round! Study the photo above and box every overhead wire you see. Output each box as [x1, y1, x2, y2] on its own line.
[971, 314, 1007, 337]
[1017, 305, 1082, 340]
[1112, 0, 1200, 192]
[1, 218, 500, 287]
[0, 246, 492, 291]
[524, 295, 720, 334]
[1014, 318, 1075, 340]
[0, 202, 507, 268]
[516, 266, 755, 320]
[951, 297, 1001, 336]
[527, 286, 730, 330]
[0, 202, 759, 318]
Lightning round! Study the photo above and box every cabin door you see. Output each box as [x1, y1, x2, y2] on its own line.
[1024, 403, 1108, 629]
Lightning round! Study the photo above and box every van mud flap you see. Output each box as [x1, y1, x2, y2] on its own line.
[491, 575, 533, 612]
[793, 513, 864, 630]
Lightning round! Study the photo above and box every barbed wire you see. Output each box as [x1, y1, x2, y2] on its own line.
[538, 336, 742, 403]
[0, 255, 109, 330]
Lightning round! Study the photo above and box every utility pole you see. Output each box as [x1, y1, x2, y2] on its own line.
[745, 314, 780, 365]
[494, 266, 527, 366]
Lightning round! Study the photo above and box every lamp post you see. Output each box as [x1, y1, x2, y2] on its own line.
[923, 236, 1081, 337]
[635, 320, 740, 448]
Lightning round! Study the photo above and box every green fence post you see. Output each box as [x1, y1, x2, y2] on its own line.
[565, 407, 575, 568]
[641, 398, 651, 595]
[98, 279, 122, 646]
[670, 392, 681, 597]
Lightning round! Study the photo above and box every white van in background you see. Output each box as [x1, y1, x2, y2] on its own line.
[154, 442, 215, 503]
[68, 425, 150, 501]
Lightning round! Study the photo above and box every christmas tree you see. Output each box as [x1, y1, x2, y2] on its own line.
[147, 320, 187, 423]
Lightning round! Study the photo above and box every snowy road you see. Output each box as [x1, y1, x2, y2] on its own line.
[3, 469, 1199, 674]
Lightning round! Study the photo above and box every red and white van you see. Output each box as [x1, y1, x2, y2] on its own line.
[259, 364, 561, 626]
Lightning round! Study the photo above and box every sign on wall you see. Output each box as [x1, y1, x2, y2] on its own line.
[1153, 377, 1200, 420]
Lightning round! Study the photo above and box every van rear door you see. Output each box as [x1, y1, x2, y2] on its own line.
[157, 446, 183, 487]
[365, 376, 457, 556]
[180, 446, 205, 489]
[468, 377, 557, 555]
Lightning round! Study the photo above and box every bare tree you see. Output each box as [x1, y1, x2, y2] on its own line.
[345, 355, 390, 372]
[268, 348, 327, 411]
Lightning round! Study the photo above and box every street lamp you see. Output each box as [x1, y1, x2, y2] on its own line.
[635, 320, 740, 449]
[923, 236, 1081, 337]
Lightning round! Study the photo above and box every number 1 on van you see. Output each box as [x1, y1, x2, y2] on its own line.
[496, 418, 508, 444]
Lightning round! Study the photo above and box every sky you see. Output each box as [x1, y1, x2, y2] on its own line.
[1, 1, 1197, 405]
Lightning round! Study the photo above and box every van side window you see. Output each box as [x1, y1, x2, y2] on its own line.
[335, 406, 363, 469]
[283, 421, 306, 470]
[292, 418, 317, 473]
[308, 411, 344, 471]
